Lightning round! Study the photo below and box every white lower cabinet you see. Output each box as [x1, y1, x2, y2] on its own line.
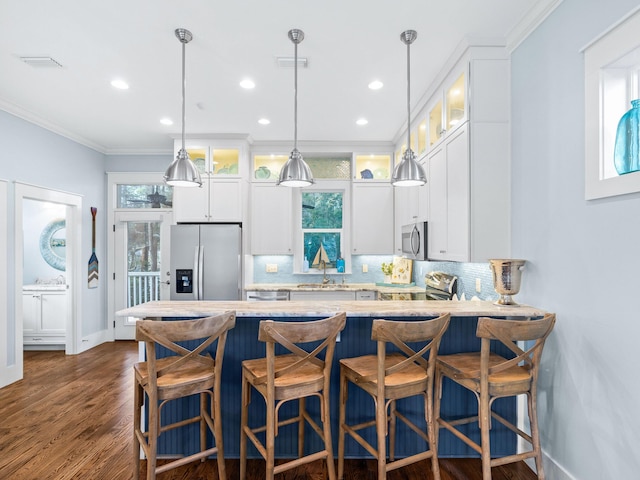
[289, 291, 356, 301]
[250, 184, 292, 254]
[23, 290, 66, 345]
[352, 184, 394, 254]
[289, 290, 376, 301]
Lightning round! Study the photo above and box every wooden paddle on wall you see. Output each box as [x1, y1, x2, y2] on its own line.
[88, 207, 98, 288]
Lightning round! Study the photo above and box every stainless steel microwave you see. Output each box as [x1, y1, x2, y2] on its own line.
[401, 222, 428, 261]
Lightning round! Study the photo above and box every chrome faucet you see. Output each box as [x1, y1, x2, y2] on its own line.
[321, 261, 335, 284]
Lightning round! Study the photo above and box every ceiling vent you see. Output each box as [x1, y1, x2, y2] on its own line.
[19, 56, 63, 68]
[275, 56, 308, 68]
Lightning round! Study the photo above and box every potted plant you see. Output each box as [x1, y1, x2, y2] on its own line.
[381, 262, 393, 284]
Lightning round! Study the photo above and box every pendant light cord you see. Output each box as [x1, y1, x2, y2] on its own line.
[181, 39, 186, 152]
[406, 38, 411, 153]
[293, 39, 298, 150]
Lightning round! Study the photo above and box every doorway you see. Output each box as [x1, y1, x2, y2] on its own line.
[113, 211, 171, 339]
[106, 172, 174, 341]
[13, 182, 82, 375]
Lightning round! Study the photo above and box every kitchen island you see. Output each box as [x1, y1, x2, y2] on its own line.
[118, 300, 545, 460]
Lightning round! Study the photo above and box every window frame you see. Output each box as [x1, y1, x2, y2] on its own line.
[584, 6, 640, 199]
[293, 180, 351, 274]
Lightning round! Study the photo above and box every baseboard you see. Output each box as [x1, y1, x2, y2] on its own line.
[77, 329, 111, 354]
[536, 450, 577, 480]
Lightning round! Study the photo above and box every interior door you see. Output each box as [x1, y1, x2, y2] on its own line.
[114, 211, 171, 340]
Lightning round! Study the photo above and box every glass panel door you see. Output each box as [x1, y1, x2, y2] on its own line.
[114, 211, 171, 339]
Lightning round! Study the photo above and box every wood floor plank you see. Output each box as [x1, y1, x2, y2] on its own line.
[0, 341, 538, 479]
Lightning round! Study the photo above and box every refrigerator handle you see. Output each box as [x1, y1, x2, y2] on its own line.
[197, 246, 204, 300]
[192, 246, 200, 300]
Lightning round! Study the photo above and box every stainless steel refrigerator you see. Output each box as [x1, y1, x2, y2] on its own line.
[170, 223, 242, 301]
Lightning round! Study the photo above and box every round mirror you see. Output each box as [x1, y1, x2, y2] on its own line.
[40, 218, 66, 271]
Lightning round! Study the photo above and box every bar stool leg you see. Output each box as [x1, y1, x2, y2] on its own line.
[322, 390, 337, 480]
[337, 368, 347, 480]
[213, 387, 227, 480]
[426, 386, 441, 480]
[298, 397, 306, 458]
[239, 373, 249, 480]
[528, 390, 545, 479]
[146, 392, 159, 480]
[376, 392, 386, 480]
[389, 399, 397, 462]
[479, 388, 492, 480]
[133, 380, 142, 480]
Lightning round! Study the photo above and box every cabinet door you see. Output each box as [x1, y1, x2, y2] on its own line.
[41, 293, 66, 332]
[173, 182, 210, 223]
[427, 146, 448, 259]
[444, 126, 470, 261]
[210, 179, 242, 222]
[22, 293, 38, 333]
[393, 183, 428, 255]
[352, 184, 394, 254]
[251, 184, 292, 254]
[427, 124, 469, 261]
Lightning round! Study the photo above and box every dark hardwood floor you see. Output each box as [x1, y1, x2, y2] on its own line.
[0, 341, 537, 479]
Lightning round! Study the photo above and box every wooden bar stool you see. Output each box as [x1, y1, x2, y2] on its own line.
[337, 313, 450, 480]
[239, 312, 346, 480]
[434, 313, 556, 480]
[133, 311, 236, 480]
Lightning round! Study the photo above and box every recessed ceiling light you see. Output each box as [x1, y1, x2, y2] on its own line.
[240, 79, 256, 89]
[356, 118, 368, 126]
[110, 79, 129, 90]
[368, 80, 383, 90]
[160, 118, 173, 126]
[258, 118, 271, 125]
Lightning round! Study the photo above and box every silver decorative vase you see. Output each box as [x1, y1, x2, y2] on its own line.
[489, 259, 526, 306]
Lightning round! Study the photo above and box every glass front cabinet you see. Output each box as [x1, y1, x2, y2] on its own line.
[428, 71, 467, 148]
[172, 140, 246, 223]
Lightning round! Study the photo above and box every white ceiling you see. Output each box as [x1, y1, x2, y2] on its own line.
[0, 0, 558, 154]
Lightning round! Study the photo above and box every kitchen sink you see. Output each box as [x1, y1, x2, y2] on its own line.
[296, 283, 346, 289]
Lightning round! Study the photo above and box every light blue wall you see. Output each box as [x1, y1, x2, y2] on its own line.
[0, 110, 107, 340]
[511, 1, 640, 478]
[22, 199, 66, 284]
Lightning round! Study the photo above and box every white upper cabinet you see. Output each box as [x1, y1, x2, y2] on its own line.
[352, 183, 394, 254]
[420, 45, 511, 262]
[393, 180, 428, 255]
[172, 139, 247, 223]
[250, 184, 292, 254]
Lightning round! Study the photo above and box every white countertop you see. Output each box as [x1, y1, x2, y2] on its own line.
[23, 284, 67, 291]
[245, 282, 427, 294]
[117, 299, 545, 319]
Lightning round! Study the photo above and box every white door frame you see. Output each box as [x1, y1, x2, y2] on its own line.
[0, 180, 13, 388]
[106, 172, 173, 340]
[113, 210, 172, 339]
[13, 183, 82, 369]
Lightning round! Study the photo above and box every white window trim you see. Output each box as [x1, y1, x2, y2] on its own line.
[293, 180, 351, 274]
[584, 6, 640, 200]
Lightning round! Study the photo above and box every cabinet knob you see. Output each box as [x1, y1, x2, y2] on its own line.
[440, 250, 446, 254]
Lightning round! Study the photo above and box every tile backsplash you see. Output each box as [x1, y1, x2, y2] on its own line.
[252, 255, 500, 301]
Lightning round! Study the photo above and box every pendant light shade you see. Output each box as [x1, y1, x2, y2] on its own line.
[277, 29, 314, 187]
[164, 28, 202, 187]
[392, 30, 426, 187]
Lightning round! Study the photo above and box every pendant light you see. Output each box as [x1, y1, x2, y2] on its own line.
[391, 30, 426, 187]
[164, 28, 202, 187]
[277, 29, 314, 187]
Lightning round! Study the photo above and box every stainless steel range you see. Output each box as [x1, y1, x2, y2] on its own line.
[424, 272, 458, 300]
